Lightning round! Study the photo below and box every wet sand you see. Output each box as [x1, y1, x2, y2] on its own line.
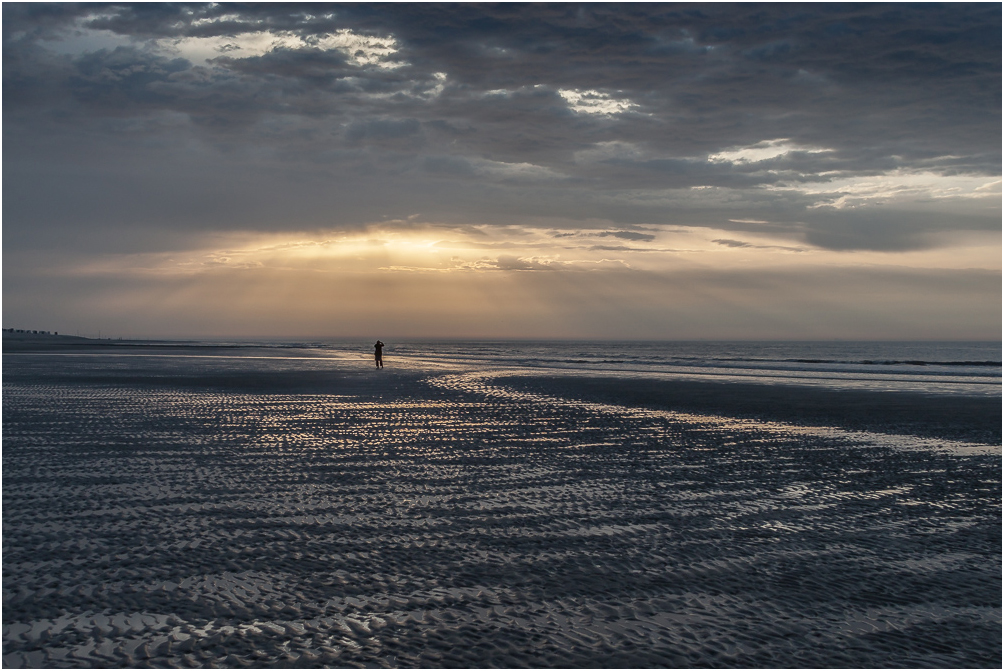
[2, 350, 1001, 668]
[499, 374, 1002, 445]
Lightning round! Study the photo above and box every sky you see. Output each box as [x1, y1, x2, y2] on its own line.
[3, 2, 1001, 340]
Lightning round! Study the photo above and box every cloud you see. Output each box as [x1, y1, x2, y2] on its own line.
[557, 88, 637, 115]
[2, 0, 1000, 345]
[712, 239, 806, 252]
[597, 231, 656, 242]
[157, 28, 409, 69]
[775, 170, 1004, 210]
[424, 155, 565, 182]
[493, 255, 567, 271]
[588, 245, 651, 253]
[708, 139, 833, 164]
[345, 117, 423, 145]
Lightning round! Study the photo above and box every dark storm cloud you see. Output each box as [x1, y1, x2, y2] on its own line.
[3, 2, 1000, 252]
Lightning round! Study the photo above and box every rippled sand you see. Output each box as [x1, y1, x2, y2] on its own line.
[3, 352, 1001, 668]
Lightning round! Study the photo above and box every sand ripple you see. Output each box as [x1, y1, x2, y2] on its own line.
[2, 358, 1001, 667]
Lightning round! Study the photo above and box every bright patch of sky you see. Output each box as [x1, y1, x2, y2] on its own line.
[161, 32, 300, 64]
[312, 30, 404, 68]
[469, 158, 565, 182]
[557, 89, 637, 115]
[709, 138, 833, 164]
[160, 29, 406, 68]
[36, 16, 406, 70]
[573, 141, 645, 163]
[190, 13, 244, 27]
[769, 170, 1002, 209]
[53, 221, 998, 285]
[425, 72, 448, 98]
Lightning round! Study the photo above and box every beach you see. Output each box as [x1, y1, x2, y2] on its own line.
[2, 342, 1001, 668]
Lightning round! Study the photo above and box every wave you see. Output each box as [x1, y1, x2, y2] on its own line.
[714, 357, 1002, 367]
[535, 357, 1001, 369]
[856, 360, 1002, 367]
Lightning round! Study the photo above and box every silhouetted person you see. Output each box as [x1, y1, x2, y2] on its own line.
[374, 340, 384, 368]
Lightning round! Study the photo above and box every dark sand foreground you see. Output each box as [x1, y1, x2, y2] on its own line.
[500, 374, 1003, 445]
[2, 349, 1001, 668]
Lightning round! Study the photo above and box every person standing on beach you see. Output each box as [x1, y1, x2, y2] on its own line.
[374, 340, 384, 368]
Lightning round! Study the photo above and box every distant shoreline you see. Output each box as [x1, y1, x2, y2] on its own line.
[2, 332, 276, 353]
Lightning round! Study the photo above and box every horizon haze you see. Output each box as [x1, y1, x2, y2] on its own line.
[3, 3, 1001, 340]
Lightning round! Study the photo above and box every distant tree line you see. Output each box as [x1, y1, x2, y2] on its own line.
[3, 328, 58, 335]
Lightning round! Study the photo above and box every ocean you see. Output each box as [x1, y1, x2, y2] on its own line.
[188, 338, 1002, 395]
[376, 339, 1001, 392]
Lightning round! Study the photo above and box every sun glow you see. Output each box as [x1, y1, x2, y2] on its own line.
[39, 221, 1000, 286]
[9, 221, 998, 340]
